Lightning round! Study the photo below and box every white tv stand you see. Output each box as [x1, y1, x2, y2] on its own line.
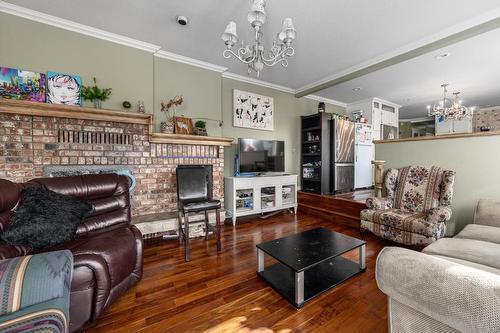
[225, 174, 298, 225]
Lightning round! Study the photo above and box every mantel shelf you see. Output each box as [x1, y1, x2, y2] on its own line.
[150, 132, 234, 146]
[0, 99, 152, 125]
[0, 99, 234, 146]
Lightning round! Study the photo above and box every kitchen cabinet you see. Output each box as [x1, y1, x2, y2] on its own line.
[346, 98, 401, 141]
[435, 117, 472, 135]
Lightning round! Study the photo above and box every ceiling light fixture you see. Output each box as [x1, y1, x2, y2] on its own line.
[426, 83, 474, 120]
[221, 0, 296, 77]
[435, 52, 451, 60]
[352, 87, 362, 92]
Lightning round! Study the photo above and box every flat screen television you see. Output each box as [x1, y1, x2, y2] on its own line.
[238, 138, 285, 174]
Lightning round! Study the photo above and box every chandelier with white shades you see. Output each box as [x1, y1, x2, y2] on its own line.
[427, 84, 474, 120]
[221, 0, 296, 77]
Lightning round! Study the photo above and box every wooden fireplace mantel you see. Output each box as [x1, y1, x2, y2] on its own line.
[0, 99, 152, 125]
[150, 133, 233, 146]
[0, 99, 234, 146]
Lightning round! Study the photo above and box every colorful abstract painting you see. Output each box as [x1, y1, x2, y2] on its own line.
[233, 89, 274, 131]
[0, 67, 46, 102]
[46, 71, 82, 106]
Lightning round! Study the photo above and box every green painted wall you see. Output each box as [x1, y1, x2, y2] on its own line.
[375, 135, 500, 234]
[0, 12, 154, 112]
[0, 12, 345, 177]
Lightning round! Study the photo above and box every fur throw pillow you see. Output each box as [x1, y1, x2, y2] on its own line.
[2, 186, 92, 250]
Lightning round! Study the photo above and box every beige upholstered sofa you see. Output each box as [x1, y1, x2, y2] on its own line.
[376, 198, 500, 332]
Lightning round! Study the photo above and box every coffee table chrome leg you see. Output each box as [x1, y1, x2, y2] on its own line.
[295, 271, 304, 305]
[359, 244, 366, 270]
[257, 249, 265, 273]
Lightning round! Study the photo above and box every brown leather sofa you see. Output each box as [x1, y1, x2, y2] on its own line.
[0, 174, 143, 332]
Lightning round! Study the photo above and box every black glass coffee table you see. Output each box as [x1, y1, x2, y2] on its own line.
[256, 227, 366, 308]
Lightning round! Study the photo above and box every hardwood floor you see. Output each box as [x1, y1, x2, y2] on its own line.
[83, 211, 390, 333]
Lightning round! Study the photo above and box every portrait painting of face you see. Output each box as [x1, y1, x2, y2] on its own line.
[46, 71, 82, 106]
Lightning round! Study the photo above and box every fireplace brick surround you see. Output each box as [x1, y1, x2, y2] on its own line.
[0, 101, 231, 237]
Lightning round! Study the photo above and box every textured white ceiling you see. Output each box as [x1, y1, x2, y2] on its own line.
[315, 27, 500, 118]
[4, 0, 500, 93]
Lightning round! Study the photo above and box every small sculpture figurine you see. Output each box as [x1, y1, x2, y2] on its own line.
[137, 101, 145, 113]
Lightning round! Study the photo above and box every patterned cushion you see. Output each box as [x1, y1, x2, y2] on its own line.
[361, 209, 445, 237]
[384, 168, 399, 200]
[0, 298, 68, 333]
[361, 220, 446, 246]
[0, 251, 72, 333]
[393, 166, 443, 212]
[440, 170, 455, 206]
[366, 197, 393, 210]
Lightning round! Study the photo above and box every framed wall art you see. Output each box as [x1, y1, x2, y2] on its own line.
[233, 89, 274, 131]
[173, 116, 194, 135]
[0, 66, 46, 102]
[46, 71, 82, 106]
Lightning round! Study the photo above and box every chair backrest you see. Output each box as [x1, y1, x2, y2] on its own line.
[176, 165, 213, 203]
[384, 165, 455, 212]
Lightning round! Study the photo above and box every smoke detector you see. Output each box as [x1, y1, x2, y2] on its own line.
[435, 52, 451, 60]
[177, 15, 188, 26]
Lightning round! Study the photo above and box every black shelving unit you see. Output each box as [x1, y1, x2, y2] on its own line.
[300, 113, 331, 194]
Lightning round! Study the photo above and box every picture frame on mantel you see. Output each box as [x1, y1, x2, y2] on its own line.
[173, 116, 194, 135]
[233, 89, 274, 131]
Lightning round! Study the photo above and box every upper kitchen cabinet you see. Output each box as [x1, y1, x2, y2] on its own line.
[346, 98, 401, 141]
[435, 116, 473, 135]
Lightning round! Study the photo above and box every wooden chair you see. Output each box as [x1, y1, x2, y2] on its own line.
[176, 165, 221, 261]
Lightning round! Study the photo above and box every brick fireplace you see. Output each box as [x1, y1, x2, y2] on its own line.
[0, 100, 232, 237]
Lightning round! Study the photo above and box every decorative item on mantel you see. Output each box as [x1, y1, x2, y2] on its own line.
[47, 71, 82, 106]
[194, 120, 207, 136]
[137, 100, 145, 113]
[82, 77, 112, 109]
[318, 102, 325, 113]
[122, 101, 132, 109]
[160, 95, 183, 133]
[0, 66, 46, 102]
[173, 116, 194, 135]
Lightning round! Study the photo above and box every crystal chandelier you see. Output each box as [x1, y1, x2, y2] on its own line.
[221, 0, 296, 77]
[427, 84, 474, 120]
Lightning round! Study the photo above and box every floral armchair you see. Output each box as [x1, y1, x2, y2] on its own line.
[361, 165, 455, 246]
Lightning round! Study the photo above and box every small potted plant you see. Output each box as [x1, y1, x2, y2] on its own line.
[82, 77, 112, 109]
[194, 120, 207, 136]
[160, 95, 183, 133]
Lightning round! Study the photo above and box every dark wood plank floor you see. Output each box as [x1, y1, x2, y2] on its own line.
[83, 211, 390, 333]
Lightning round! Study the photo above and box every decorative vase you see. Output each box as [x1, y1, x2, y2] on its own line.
[318, 102, 325, 113]
[160, 121, 174, 134]
[195, 127, 208, 136]
[93, 100, 102, 109]
[137, 101, 145, 113]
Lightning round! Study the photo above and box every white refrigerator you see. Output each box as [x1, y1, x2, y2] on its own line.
[354, 123, 374, 189]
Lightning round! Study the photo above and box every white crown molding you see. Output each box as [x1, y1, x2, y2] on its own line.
[0, 0, 161, 53]
[154, 50, 227, 73]
[1, 0, 358, 107]
[221, 72, 296, 94]
[304, 95, 346, 108]
[295, 7, 500, 96]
